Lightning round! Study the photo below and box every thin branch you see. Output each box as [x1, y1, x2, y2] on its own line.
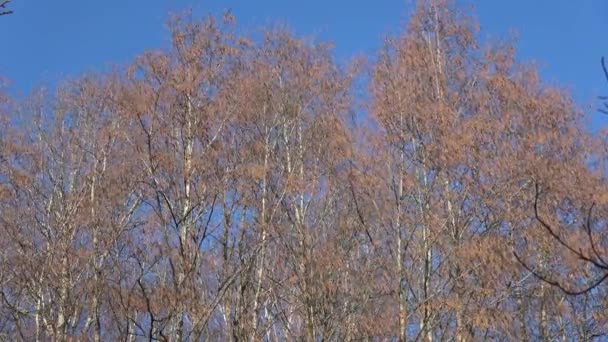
[0, 0, 12, 16]
[514, 252, 608, 295]
[600, 57, 608, 114]
[585, 203, 608, 266]
[514, 182, 608, 295]
[533, 183, 606, 269]
[602, 57, 608, 83]
[347, 166, 373, 244]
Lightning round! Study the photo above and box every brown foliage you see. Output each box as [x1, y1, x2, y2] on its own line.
[0, 1, 606, 341]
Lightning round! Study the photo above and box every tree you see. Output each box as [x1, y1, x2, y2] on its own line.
[370, 0, 606, 340]
[0, 1, 606, 341]
[515, 57, 608, 316]
[116, 13, 246, 340]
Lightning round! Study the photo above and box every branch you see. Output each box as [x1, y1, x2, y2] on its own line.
[514, 182, 608, 295]
[533, 183, 606, 269]
[347, 165, 373, 244]
[600, 57, 608, 114]
[585, 203, 608, 266]
[0, 0, 12, 16]
[514, 251, 608, 295]
[602, 57, 608, 83]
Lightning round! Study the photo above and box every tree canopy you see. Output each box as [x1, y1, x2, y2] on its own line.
[0, 1, 606, 341]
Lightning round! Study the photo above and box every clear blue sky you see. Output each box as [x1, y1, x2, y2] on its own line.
[1, 0, 606, 126]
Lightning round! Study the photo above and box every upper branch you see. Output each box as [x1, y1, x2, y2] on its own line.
[514, 182, 608, 295]
[0, 0, 12, 16]
[599, 57, 608, 114]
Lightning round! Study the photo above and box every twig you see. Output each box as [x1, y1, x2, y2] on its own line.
[514, 182, 608, 295]
[0, 0, 12, 16]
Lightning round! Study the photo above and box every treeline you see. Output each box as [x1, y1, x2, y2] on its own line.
[1, 1, 608, 341]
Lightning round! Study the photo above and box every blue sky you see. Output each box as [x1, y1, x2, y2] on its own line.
[1, 0, 606, 126]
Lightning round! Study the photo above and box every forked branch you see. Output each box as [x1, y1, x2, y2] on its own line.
[0, 0, 12, 16]
[514, 182, 608, 295]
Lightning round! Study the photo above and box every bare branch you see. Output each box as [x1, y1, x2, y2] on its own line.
[0, 0, 12, 16]
[534, 183, 607, 269]
[514, 252, 608, 295]
[600, 57, 608, 114]
[515, 183, 608, 296]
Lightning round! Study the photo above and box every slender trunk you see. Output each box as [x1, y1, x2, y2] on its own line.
[421, 222, 432, 342]
[430, 7, 467, 337]
[297, 122, 314, 342]
[177, 95, 195, 341]
[282, 116, 296, 341]
[412, 132, 432, 342]
[397, 226, 407, 342]
[540, 282, 548, 341]
[56, 255, 69, 341]
[89, 157, 102, 342]
[344, 261, 354, 342]
[397, 147, 407, 342]
[558, 301, 566, 342]
[445, 178, 465, 342]
[35, 283, 43, 342]
[127, 312, 135, 342]
[251, 128, 270, 340]
[539, 254, 548, 341]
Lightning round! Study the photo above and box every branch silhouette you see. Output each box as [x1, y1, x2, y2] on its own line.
[0, 1, 12, 16]
[515, 182, 608, 295]
[599, 57, 608, 114]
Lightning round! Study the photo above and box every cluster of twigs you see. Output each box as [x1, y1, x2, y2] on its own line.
[0, 1, 12, 16]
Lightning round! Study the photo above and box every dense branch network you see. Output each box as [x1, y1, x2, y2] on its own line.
[0, 1, 607, 340]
